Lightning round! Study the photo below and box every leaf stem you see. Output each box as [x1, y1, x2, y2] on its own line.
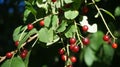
[92, 0, 117, 40]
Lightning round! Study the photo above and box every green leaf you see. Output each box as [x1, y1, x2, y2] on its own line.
[23, 9, 31, 22]
[100, 8, 115, 20]
[64, 10, 79, 20]
[36, 2, 48, 13]
[64, 0, 73, 4]
[38, 28, 53, 43]
[84, 47, 97, 67]
[57, 20, 68, 32]
[114, 6, 120, 16]
[103, 43, 114, 64]
[24, 50, 31, 67]
[1, 56, 25, 67]
[18, 28, 38, 49]
[65, 25, 76, 38]
[44, 15, 52, 27]
[51, 15, 59, 30]
[95, 0, 101, 2]
[90, 31, 104, 51]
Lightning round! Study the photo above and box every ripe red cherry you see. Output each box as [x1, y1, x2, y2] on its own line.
[22, 49, 28, 54]
[69, 38, 76, 44]
[70, 44, 75, 50]
[72, 45, 80, 53]
[82, 25, 88, 32]
[15, 40, 19, 47]
[52, 0, 57, 2]
[103, 35, 110, 41]
[82, 6, 89, 14]
[6, 52, 13, 58]
[27, 24, 33, 30]
[112, 43, 118, 49]
[70, 56, 77, 63]
[67, 65, 73, 67]
[20, 52, 27, 59]
[59, 48, 65, 55]
[39, 20, 44, 26]
[61, 55, 67, 61]
[82, 38, 90, 45]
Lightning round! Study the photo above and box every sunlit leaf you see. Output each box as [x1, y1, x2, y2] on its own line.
[114, 6, 120, 16]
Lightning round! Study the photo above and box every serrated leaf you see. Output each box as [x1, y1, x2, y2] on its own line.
[44, 15, 52, 27]
[64, 10, 79, 20]
[38, 28, 53, 43]
[90, 31, 104, 51]
[51, 15, 59, 30]
[100, 8, 115, 20]
[84, 47, 97, 66]
[64, 0, 73, 4]
[65, 25, 76, 38]
[114, 6, 120, 16]
[1, 56, 25, 67]
[57, 20, 68, 32]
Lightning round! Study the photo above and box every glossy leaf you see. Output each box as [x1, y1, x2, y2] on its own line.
[57, 20, 68, 33]
[64, 10, 79, 20]
[1, 56, 25, 67]
[51, 15, 59, 30]
[100, 8, 115, 20]
[23, 9, 31, 22]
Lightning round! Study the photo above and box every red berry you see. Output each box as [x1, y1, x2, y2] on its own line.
[72, 45, 80, 53]
[15, 40, 19, 47]
[6, 52, 13, 58]
[22, 49, 28, 54]
[39, 20, 44, 26]
[27, 24, 33, 30]
[103, 35, 110, 41]
[70, 44, 75, 50]
[20, 52, 27, 59]
[112, 43, 118, 49]
[82, 25, 88, 32]
[67, 65, 73, 67]
[52, 0, 56, 2]
[61, 55, 67, 61]
[82, 6, 89, 14]
[59, 48, 65, 55]
[70, 56, 77, 63]
[69, 38, 76, 44]
[82, 38, 90, 45]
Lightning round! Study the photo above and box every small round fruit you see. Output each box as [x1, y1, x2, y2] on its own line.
[59, 48, 65, 55]
[61, 55, 67, 61]
[103, 35, 110, 41]
[72, 45, 80, 53]
[20, 52, 27, 59]
[15, 40, 19, 47]
[27, 24, 33, 30]
[22, 49, 28, 54]
[6, 52, 13, 58]
[70, 44, 75, 50]
[82, 6, 89, 14]
[67, 65, 73, 67]
[52, 0, 56, 2]
[82, 38, 90, 45]
[69, 38, 76, 44]
[112, 43, 118, 49]
[82, 25, 88, 32]
[39, 20, 44, 26]
[70, 56, 77, 63]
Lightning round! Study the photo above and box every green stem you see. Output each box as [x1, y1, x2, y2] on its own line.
[74, 21, 84, 48]
[92, 0, 117, 40]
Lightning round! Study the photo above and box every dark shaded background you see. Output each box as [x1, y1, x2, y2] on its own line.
[0, 0, 120, 67]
